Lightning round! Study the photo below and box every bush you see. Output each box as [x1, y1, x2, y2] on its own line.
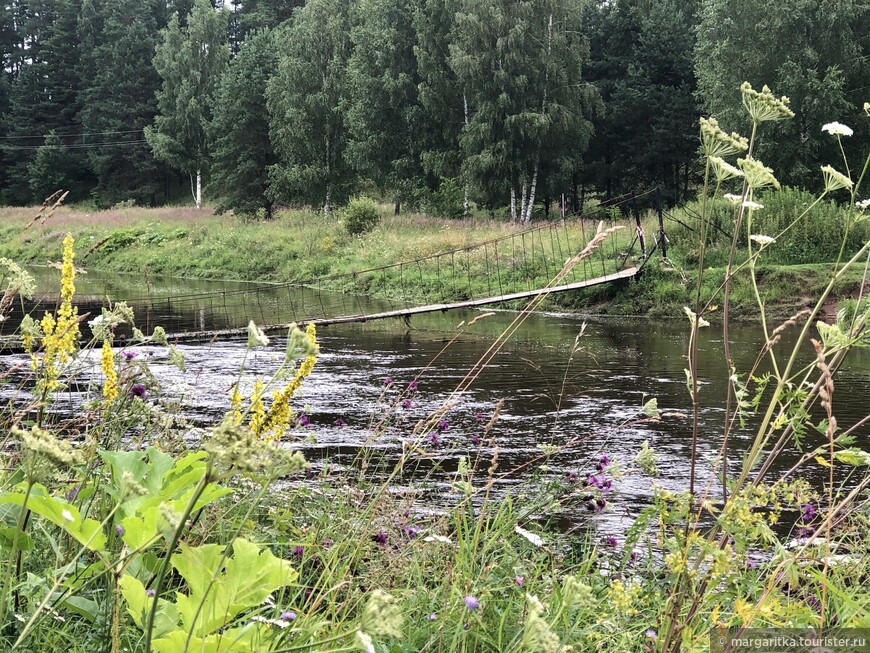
[343, 196, 381, 235]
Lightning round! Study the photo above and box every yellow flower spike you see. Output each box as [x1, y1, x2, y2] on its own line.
[249, 379, 266, 436]
[101, 340, 118, 402]
[229, 383, 243, 423]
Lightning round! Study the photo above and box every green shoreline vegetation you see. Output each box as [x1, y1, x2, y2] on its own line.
[0, 185, 866, 321]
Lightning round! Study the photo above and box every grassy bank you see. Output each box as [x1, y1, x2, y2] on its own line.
[0, 199, 866, 320]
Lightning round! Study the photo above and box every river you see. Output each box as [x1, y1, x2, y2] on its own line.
[5, 267, 870, 536]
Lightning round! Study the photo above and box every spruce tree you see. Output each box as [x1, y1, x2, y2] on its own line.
[207, 29, 277, 218]
[147, 0, 230, 209]
[78, 0, 169, 207]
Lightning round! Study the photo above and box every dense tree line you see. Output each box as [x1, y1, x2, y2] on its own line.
[0, 0, 866, 216]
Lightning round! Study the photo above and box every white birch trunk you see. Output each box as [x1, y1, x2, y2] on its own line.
[510, 186, 517, 222]
[463, 91, 470, 217]
[195, 168, 202, 210]
[520, 183, 528, 221]
[324, 184, 332, 217]
[524, 162, 538, 223]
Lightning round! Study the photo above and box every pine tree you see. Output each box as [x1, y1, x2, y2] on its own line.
[28, 131, 79, 200]
[147, 0, 230, 209]
[267, 0, 355, 214]
[207, 29, 277, 218]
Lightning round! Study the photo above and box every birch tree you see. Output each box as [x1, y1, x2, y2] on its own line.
[146, 0, 229, 209]
[266, 0, 354, 215]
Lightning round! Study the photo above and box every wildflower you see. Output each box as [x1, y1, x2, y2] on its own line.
[566, 470, 578, 482]
[280, 611, 296, 621]
[723, 193, 743, 205]
[710, 156, 743, 182]
[0, 258, 36, 299]
[248, 379, 266, 435]
[822, 122, 853, 137]
[474, 412, 484, 422]
[322, 538, 333, 549]
[407, 380, 418, 392]
[65, 486, 79, 502]
[604, 536, 618, 548]
[115, 525, 124, 536]
[361, 589, 403, 639]
[16, 424, 82, 469]
[101, 340, 118, 402]
[427, 432, 442, 447]
[800, 503, 816, 522]
[122, 351, 139, 360]
[742, 200, 764, 210]
[298, 415, 310, 427]
[246, 320, 270, 348]
[858, 199, 870, 210]
[514, 525, 544, 547]
[428, 613, 437, 621]
[562, 576, 595, 611]
[700, 117, 749, 158]
[463, 595, 480, 611]
[436, 418, 449, 432]
[738, 157, 780, 190]
[515, 575, 524, 586]
[646, 630, 657, 640]
[401, 399, 413, 409]
[821, 164, 853, 192]
[373, 531, 387, 546]
[741, 82, 794, 123]
[520, 596, 561, 653]
[635, 440, 658, 476]
[471, 434, 480, 445]
[145, 589, 156, 597]
[384, 377, 394, 385]
[750, 234, 776, 247]
[61, 509, 74, 522]
[335, 418, 347, 427]
[150, 326, 167, 345]
[130, 383, 147, 400]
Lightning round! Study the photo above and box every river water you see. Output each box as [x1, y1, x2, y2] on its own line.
[7, 268, 870, 536]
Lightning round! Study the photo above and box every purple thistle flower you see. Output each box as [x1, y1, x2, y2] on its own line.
[292, 546, 304, 559]
[471, 434, 480, 446]
[280, 611, 297, 621]
[115, 525, 124, 536]
[145, 589, 156, 597]
[298, 415, 310, 427]
[463, 595, 480, 611]
[566, 471, 579, 482]
[373, 531, 388, 546]
[436, 419, 449, 432]
[594, 498, 607, 513]
[746, 558, 758, 570]
[800, 503, 816, 522]
[384, 377, 394, 386]
[403, 526, 419, 539]
[65, 486, 79, 502]
[122, 351, 139, 360]
[427, 432, 442, 447]
[407, 380, 418, 392]
[130, 384, 147, 400]
[335, 418, 346, 427]
[630, 551, 639, 563]
[401, 399, 413, 409]
[604, 536, 618, 548]
[474, 412, 484, 422]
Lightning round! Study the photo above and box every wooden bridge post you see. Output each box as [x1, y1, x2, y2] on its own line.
[632, 194, 646, 258]
[656, 186, 667, 259]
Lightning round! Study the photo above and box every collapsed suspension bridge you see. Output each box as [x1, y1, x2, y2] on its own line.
[64, 189, 668, 343]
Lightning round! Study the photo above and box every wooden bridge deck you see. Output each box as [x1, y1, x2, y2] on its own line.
[166, 266, 639, 342]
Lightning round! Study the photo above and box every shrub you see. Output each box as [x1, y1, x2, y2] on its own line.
[343, 196, 381, 235]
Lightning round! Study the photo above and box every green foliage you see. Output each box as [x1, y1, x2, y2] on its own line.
[27, 132, 80, 202]
[207, 29, 278, 219]
[343, 196, 382, 235]
[147, 0, 229, 207]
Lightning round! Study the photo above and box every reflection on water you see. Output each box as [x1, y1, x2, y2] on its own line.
[5, 267, 869, 535]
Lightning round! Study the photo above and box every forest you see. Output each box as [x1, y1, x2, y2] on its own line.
[0, 0, 867, 219]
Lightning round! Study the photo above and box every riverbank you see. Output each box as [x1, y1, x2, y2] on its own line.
[0, 203, 864, 321]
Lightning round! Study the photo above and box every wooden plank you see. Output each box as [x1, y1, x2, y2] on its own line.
[165, 267, 639, 343]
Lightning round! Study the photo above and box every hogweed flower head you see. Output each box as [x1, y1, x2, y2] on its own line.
[710, 156, 743, 183]
[738, 157, 780, 190]
[742, 200, 764, 210]
[750, 234, 776, 247]
[247, 321, 270, 348]
[741, 82, 794, 123]
[700, 117, 748, 158]
[821, 165, 853, 192]
[822, 122, 853, 137]
[101, 340, 118, 402]
[361, 589, 403, 639]
[520, 594, 561, 653]
[723, 193, 743, 205]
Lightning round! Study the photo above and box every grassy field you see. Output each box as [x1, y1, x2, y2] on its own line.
[0, 200, 866, 321]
